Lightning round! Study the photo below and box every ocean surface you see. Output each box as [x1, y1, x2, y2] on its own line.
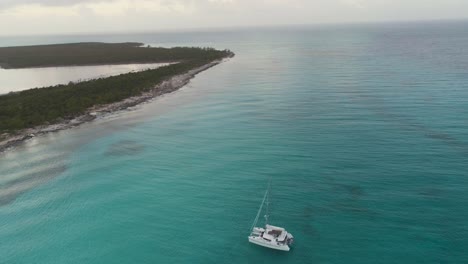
[1, 21, 468, 263]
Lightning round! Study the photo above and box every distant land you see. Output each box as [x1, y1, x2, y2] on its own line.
[0, 42, 234, 152]
[0, 42, 231, 69]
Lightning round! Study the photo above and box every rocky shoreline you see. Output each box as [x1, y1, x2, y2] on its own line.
[0, 59, 226, 153]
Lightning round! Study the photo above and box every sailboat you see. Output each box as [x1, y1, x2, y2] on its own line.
[248, 182, 294, 251]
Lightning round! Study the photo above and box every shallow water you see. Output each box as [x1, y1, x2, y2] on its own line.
[1, 21, 468, 263]
[0, 63, 170, 94]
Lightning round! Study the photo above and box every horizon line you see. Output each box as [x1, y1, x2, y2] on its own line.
[1, 17, 468, 38]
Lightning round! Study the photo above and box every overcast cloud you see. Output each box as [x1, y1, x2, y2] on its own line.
[1, 0, 467, 35]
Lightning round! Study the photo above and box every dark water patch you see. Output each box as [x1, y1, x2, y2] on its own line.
[302, 205, 334, 219]
[426, 132, 456, 141]
[320, 170, 364, 199]
[312, 169, 376, 217]
[326, 181, 376, 217]
[348, 91, 468, 157]
[301, 205, 335, 229]
[104, 140, 145, 156]
[418, 188, 444, 198]
[406, 123, 468, 157]
[303, 206, 313, 219]
[332, 202, 375, 216]
[335, 184, 364, 200]
[0, 164, 67, 206]
[303, 222, 320, 238]
[441, 224, 468, 261]
[302, 206, 320, 239]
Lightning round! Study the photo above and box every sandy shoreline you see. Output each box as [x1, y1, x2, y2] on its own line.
[0, 59, 227, 154]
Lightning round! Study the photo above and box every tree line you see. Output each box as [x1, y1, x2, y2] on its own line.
[0, 45, 233, 134]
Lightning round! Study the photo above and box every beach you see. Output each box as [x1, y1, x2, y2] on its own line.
[0, 58, 228, 153]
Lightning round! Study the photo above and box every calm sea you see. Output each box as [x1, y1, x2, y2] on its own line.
[1, 21, 468, 263]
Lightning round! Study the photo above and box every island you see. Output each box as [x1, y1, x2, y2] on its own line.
[0, 42, 234, 152]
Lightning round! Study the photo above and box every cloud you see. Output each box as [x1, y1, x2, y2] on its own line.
[341, 0, 366, 8]
[1, 0, 468, 36]
[0, 0, 91, 9]
[1, 0, 196, 17]
[4, 3, 78, 16]
[84, 0, 195, 16]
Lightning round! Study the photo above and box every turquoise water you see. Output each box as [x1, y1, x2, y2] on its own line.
[1, 21, 468, 263]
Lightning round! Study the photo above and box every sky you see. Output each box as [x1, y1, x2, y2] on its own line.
[0, 0, 468, 36]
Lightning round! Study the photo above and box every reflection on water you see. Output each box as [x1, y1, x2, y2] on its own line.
[0, 62, 170, 94]
[0, 145, 68, 206]
[0, 165, 67, 206]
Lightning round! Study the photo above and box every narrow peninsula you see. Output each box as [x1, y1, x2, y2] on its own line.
[0, 42, 234, 152]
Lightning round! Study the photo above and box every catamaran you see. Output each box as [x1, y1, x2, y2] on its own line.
[248, 182, 294, 251]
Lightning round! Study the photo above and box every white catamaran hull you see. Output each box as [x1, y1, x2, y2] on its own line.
[248, 236, 290, 251]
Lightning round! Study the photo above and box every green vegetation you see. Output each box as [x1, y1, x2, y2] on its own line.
[0, 42, 231, 69]
[0, 43, 233, 134]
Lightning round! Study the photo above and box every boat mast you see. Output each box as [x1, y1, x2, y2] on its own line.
[264, 180, 271, 225]
[251, 188, 269, 232]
